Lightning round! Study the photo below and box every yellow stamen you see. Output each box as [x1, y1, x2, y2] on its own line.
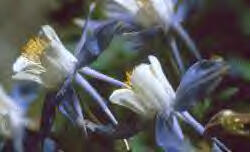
[136, 0, 151, 9]
[211, 54, 224, 62]
[125, 71, 133, 87]
[136, 0, 148, 6]
[21, 37, 48, 62]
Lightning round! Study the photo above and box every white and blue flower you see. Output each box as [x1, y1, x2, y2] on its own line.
[13, 25, 77, 89]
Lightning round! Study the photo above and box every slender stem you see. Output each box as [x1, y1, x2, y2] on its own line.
[80, 67, 127, 87]
[169, 37, 185, 75]
[181, 111, 204, 135]
[180, 111, 231, 152]
[212, 138, 231, 152]
[72, 88, 88, 137]
[75, 73, 118, 125]
[29, 92, 57, 152]
[172, 114, 184, 140]
[171, 23, 202, 60]
[75, 3, 96, 56]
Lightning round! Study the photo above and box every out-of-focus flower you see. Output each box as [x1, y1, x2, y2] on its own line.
[0, 86, 26, 152]
[0, 86, 22, 137]
[10, 82, 39, 111]
[110, 55, 175, 119]
[110, 0, 175, 30]
[12, 25, 77, 89]
[107, 0, 202, 62]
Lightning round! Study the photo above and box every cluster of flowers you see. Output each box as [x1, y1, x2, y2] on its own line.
[2, 0, 247, 152]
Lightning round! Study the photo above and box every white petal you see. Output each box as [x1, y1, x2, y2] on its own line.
[132, 63, 173, 112]
[41, 25, 77, 72]
[148, 55, 175, 99]
[12, 72, 43, 85]
[12, 56, 44, 85]
[13, 56, 45, 74]
[134, 0, 159, 27]
[40, 25, 61, 43]
[132, 64, 161, 108]
[39, 25, 77, 88]
[13, 56, 35, 73]
[40, 44, 77, 88]
[149, 0, 174, 29]
[110, 89, 146, 115]
[13, 56, 28, 73]
[113, 0, 139, 15]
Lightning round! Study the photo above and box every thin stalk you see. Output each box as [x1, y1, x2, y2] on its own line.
[180, 111, 231, 152]
[75, 3, 96, 56]
[75, 73, 118, 125]
[172, 115, 184, 140]
[30, 92, 57, 152]
[169, 37, 185, 75]
[80, 67, 127, 87]
[171, 23, 202, 60]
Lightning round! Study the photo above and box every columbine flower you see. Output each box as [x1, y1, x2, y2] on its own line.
[110, 55, 175, 119]
[108, 0, 202, 66]
[12, 24, 120, 127]
[110, 55, 228, 119]
[11, 22, 123, 129]
[111, 0, 175, 30]
[109, 55, 230, 151]
[13, 25, 77, 89]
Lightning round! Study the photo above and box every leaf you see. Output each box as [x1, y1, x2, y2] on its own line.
[191, 98, 211, 120]
[129, 133, 149, 152]
[218, 87, 238, 100]
[174, 59, 228, 111]
[229, 58, 250, 81]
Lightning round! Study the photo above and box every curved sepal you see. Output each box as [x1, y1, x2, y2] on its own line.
[174, 59, 228, 111]
[155, 113, 194, 152]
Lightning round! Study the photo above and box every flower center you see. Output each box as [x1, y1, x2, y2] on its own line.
[21, 37, 49, 62]
[125, 71, 133, 87]
[136, 0, 150, 8]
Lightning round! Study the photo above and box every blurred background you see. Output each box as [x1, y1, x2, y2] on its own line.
[0, 0, 249, 151]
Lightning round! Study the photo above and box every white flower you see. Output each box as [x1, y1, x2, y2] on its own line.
[0, 86, 23, 138]
[13, 25, 77, 89]
[112, 0, 175, 30]
[109, 55, 175, 119]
